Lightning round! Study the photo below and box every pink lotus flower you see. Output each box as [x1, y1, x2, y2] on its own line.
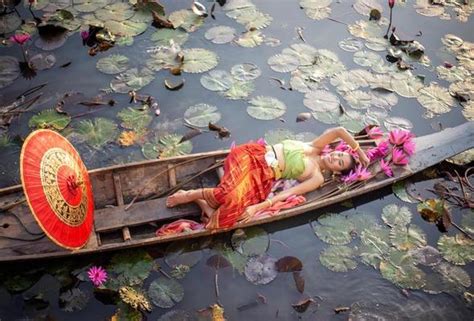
[367, 140, 390, 161]
[403, 139, 415, 156]
[256, 137, 266, 145]
[380, 159, 393, 177]
[343, 165, 372, 183]
[389, 0, 395, 8]
[80, 31, 90, 40]
[10, 33, 31, 45]
[366, 126, 384, 139]
[392, 148, 409, 165]
[321, 144, 332, 155]
[389, 129, 413, 146]
[88, 266, 107, 287]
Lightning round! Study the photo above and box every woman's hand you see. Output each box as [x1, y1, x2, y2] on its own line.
[358, 149, 370, 167]
[240, 204, 260, 223]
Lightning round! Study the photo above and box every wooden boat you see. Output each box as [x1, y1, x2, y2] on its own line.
[0, 122, 473, 262]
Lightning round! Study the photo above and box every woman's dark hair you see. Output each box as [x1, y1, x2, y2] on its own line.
[340, 154, 357, 176]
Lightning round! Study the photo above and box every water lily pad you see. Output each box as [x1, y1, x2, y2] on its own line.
[149, 278, 184, 308]
[353, 0, 383, 16]
[343, 90, 372, 109]
[117, 107, 152, 133]
[390, 72, 424, 98]
[165, 241, 203, 268]
[157, 134, 192, 158]
[409, 246, 442, 267]
[382, 204, 412, 228]
[348, 212, 378, 234]
[231, 63, 261, 81]
[29, 109, 71, 130]
[319, 245, 357, 272]
[370, 89, 398, 108]
[331, 69, 370, 93]
[437, 234, 474, 265]
[96, 54, 129, 74]
[0, 56, 20, 89]
[348, 20, 384, 40]
[392, 180, 418, 203]
[462, 100, 474, 121]
[234, 8, 273, 30]
[169, 9, 204, 32]
[417, 82, 456, 116]
[59, 288, 89, 312]
[29, 53, 56, 70]
[223, 80, 255, 99]
[247, 96, 286, 120]
[244, 254, 277, 285]
[151, 28, 189, 47]
[450, 81, 474, 102]
[359, 225, 391, 267]
[389, 225, 427, 251]
[157, 310, 193, 321]
[379, 250, 426, 289]
[104, 20, 148, 37]
[383, 116, 413, 131]
[268, 53, 300, 73]
[74, 118, 118, 149]
[304, 90, 341, 124]
[434, 261, 471, 290]
[110, 68, 155, 93]
[205, 26, 236, 44]
[106, 249, 153, 290]
[73, 0, 108, 12]
[235, 30, 263, 48]
[304, 6, 332, 20]
[461, 210, 474, 234]
[0, 12, 22, 34]
[353, 50, 384, 68]
[313, 213, 355, 245]
[200, 70, 234, 92]
[338, 38, 364, 52]
[216, 244, 247, 274]
[447, 149, 474, 166]
[181, 48, 218, 73]
[96, 2, 134, 21]
[231, 227, 269, 257]
[184, 103, 221, 127]
[146, 46, 181, 72]
[436, 65, 470, 83]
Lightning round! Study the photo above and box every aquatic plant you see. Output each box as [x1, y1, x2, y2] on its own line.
[88, 266, 107, 287]
[119, 286, 152, 312]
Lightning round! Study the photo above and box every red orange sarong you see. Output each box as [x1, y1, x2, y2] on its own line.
[202, 143, 275, 229]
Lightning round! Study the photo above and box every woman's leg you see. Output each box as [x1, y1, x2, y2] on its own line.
[166, 188, 209, 207]
[195, 199, 215, 223]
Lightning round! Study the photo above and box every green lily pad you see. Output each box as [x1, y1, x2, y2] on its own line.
[390, 72, 424, 98]
[247, 96, 287, 120]
[0, 56, 20, 89]
[436, 65, 470, 83]
[231, 63, 261, 81]
[450, 81, 474, 103]
[181, 48, 218, 73]
[223, 80, 255, 100]
[264, 128, 296, 145]
[146, 46, 181, 72]
[149, 278, 184, 308]
[303, 4, 332, 20]
[353, 50, 384, 68]
[389, 225, 427, 251]
[433, 262, 471, 290]
[342, 90, 372, 109]
[0, 12, 22, 34]
[353, 0, 383, 16]
[382, 204, 412, 228]
[379, 250, 426, 289]
[461, 210, 474, 234]
[0, 134, 12, 148]
[106, 249, 153, 290]
[200, 70, 234, 92]
[360, 224, 391, 265]
[383, 116, 413, 131]
[95, 2, 134, 21]
[59, 288, 89, 312]
[268, 53, 300, 73]
[244, 254, 278, 285]
[331, 69, 371, 93]
[462, 101, 474, 122]
[104, 20, 148, 37]
[141, 142, 158, 160]
[151, 28, 189, 47]
[29, 53, 56, 71]
[338, 109, 365, 133]
[205, 26, 236, 44]
[73, 0, 108, 12]
[358, 243, 384, 269]
[365, 37, 388, 51]
[110, 68, 155, 93]
[417, 82, 456, 117]
[348, 20, 384, 40]
[157, 134, 192, 158]
[347, 212, 378, 234]
[169, 9, 204, 32]
[339, 37, 364, 52]
[96, 54, 129, 74]
[231, 227, 269, 257]
[392, 180, 418, 203]
[234, 8, 273, 30]
[117, 107, 152, 133]
[235, 30, 263, 48]
[437, 234, 474, 265]
[74, 118, 118, 149]
[304, 90, 341, 124]
[313, 213, 355, 245]
[29, 109, 71, 130]
[319, 245, 357, 272]
[184, 103, 221, 127]
[216, 243, 247, 274]
[409, 246, 442, 267]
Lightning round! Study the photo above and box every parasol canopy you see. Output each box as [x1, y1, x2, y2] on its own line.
[20, 129, 94, 250]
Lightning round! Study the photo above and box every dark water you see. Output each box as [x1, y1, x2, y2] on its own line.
[0, 0, 473, 320]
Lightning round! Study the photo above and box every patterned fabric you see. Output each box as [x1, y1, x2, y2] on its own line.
[203, 143, 275, 229]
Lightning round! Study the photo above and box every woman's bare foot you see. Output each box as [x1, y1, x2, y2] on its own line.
[166, 190, 190, 207]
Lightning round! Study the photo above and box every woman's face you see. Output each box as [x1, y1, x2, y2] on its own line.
[323, 151, 353, 172]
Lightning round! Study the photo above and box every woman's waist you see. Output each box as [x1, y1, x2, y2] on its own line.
[265, 144, 285, 178]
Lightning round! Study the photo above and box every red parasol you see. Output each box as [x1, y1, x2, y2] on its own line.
[20, 129, 94, 250]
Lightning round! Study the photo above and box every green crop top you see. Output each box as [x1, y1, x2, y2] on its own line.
[280, 140, 306, 179]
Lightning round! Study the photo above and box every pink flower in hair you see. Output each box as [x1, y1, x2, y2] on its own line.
[321, 144, 332, 155]
[380, 159, 393, 177]
[88, 266, 107, 287]
[389, 129, 413, 146]
[392, 148, 409, 165]
[366, 126, 384, 139]
[334, 141, 349, 152]
[403, 139, 415, 156]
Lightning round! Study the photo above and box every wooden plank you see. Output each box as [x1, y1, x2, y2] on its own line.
[94, 197, 200, 232]
[113, 173, 131, 241]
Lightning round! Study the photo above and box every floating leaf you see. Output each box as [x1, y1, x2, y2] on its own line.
[206, 255, 230, 269]
[390, 72, 424, 98]
[148, 278, 184, 308]
[233, 8, 273, 30]
[383, 116, 413, 131]
[105, 20, 148, 37]
[342, 90, 372, 109]
[95, 2, 134, 21]
[169, 9, 204, 32]
[353, 50, 384, 68]
[293, 271, 305, 293]
[111, 68, 155, 93]
[216, 244, 247, 274]
[389, 225, 427, 251]
[447, 149, 474, 166]
[111, 302, 143, 321]
[348, 20, 384, 40]
[151, 28, 189, 47]
[244, 254, 278, 285]
[73, 118, 118, 149]
[231, 227, 269, 257]
[408, 246, 442, 267]
[157, 134, 192, 158]
[264, 128, 297, 145]
[96, 54, 129, 74]
[461, 210, 474, 235]
[379, 250, 426, 289]
[268, 54, 300, 73]
[235, 30, 263, 48]
[291, 297, 315, 313]
[392, 180, 418, 204]
[181, 48, 218, 73]
[359, 225, 391, 268]
[247, 96, 286, 120]
[223, 80, 254, 99]
[436, 65, 470, 83]
[231, 63, 261, 81]
[119, 286, 152, 312]
[462, 100, 474, 122]
[304, 90, 341, 124]
[29, 53, 56, 71]
[275, 256, 303, 272]
[338, 38, 364, 52]
[200, 70, 234, 92]
[118, 107, 152, 132]
[312, 213, 355, 245]
[347, 212, 378, 234]
[59, 288, 89, 312]
[118, 131, 138, 147]
[29, 109, 71, 130]
[434, 261, 471, 290]
[106, 250, 153, 290]
[437, 234, 474, 266]
[0, 56, 20, 89]
[381, 204, 412, 228]
[353, 0, 383, 16]
[146, 46, 181, 72]
[0, 12, 22, 34]
[165, 241, 203, 268]
[319, 245, 357, 272]
[417, 82, 456, 117]
[205, 25, 236, 44]
[184, 103, 221, 127]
